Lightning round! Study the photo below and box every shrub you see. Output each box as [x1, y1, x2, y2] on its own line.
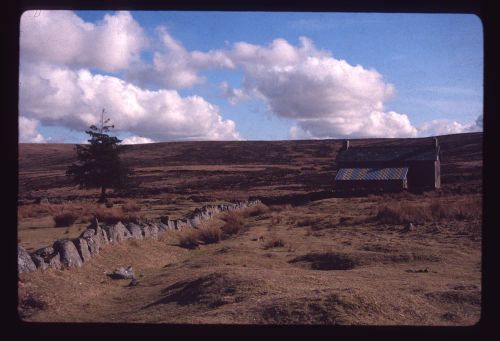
[245, 203, 269, 217]
[198, 225, 222, 244]
[178, 229, 200, 249]
[220, 211, 245, 237]
[54, 212, 78, 227]
[93, 207, 144, 224]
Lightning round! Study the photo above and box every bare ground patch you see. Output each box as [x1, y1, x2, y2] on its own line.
[144, 272, 256, 309]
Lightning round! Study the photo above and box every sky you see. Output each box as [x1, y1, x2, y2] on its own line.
[18, 10, 483, 144]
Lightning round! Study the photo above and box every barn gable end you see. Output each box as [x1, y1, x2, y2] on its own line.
[334, 138, 440, 192]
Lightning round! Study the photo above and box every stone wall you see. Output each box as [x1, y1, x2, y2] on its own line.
[18, 200, 261, 273]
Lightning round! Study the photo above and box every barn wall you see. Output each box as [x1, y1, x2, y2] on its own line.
[435, 160, 441, 188]
[407, 161, 436, 189]
[337, 160, 440, 191]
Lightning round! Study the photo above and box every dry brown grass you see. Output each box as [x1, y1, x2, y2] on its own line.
[18, 200, 145, 225]
[375, 196, 482, 225]
[18, 193, 481, 325]
[178, 229, 201, 249]
[128, 239, 141, 248]
[93, 207, 145, 225]
[121, 200, 141, 212]
[270, 215, 282, 226]
[17, 134, 482, 325]
[263, 236, 286, 249]
[18, 203, 90, 220]
[296, 216, 322, 227]
[243, 203, 270, 217]
[53, 212, 78, 227]
[268, 204, 292, 212]
[198, 224, 223, 244]
[177, 206, 268, 248]
[220, 211, 246, 237]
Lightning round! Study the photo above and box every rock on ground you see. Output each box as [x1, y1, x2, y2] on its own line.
[74, 238, 92, 263]
[104, 222, 132, 243]
[125, 223, 143, 240]
[108, 266, 135, 280]
[18, 246, 37, 273]
[53, 239, 83, 268]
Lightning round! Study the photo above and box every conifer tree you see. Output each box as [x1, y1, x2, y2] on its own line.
[66, 109, 130, 203]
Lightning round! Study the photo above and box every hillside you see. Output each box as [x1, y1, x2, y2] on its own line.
[18, 132, 483, 202]
[17, 132, 482, 325]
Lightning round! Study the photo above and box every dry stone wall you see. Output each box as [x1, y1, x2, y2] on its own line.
[18, 200, 261, 273]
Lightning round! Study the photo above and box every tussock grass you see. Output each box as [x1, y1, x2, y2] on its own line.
[220, 211, 246, 236]
[375, 196, 481, 225]
[18, 199, 144, 222]
[93, 206, 145, 225]
[178, 229, 201, 249]
[178, 206, 263, 249]
[244, 203, 269, 217]
[198, 224, 223, 244]
[53, 212, 78, 227]
[18, 203, 89, 220]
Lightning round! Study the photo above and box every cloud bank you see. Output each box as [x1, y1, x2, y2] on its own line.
[121, 136, 155, 144]
[21, 10, 147, 72]
[19, 63, 242, 141]
[19, 10, 482, 143]
[19, 116, 46, 143]
[20, 11, 241, 142]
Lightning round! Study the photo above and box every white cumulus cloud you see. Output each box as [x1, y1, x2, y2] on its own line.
[19, 11, 481, 142]
[127, 27, 235, 89]
[289, 126, 314, 140]
[19, 116, 46, 143]
[20, 10, 148, 72]
[220, 81, 250, 105]
[121, 136, 155, 144]
[417, 117, 482, 137]
[19, 63, 242, 141]
[216, 37, 417, 138]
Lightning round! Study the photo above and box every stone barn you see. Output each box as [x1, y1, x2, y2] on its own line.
[334, 137, 441, 192]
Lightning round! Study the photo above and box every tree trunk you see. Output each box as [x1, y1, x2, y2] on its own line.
[98, 187, 107, 203]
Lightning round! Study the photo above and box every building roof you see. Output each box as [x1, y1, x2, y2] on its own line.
[337, 145, 439, 163]
[335, 167, 408, 181]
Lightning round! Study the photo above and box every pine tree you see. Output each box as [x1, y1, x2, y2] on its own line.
[66, 109, 131, 203]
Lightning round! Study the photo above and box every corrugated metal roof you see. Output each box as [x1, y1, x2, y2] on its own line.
[334, 167, 408, 181]
[337, 145, 439, 163]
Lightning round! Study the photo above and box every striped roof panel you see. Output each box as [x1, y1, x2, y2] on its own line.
[334, 167, 408, 181]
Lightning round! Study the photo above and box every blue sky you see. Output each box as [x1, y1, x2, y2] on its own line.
[19, 11, 483, 143]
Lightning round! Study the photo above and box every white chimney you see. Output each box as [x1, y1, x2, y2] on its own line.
[343, 140, 350, 151]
